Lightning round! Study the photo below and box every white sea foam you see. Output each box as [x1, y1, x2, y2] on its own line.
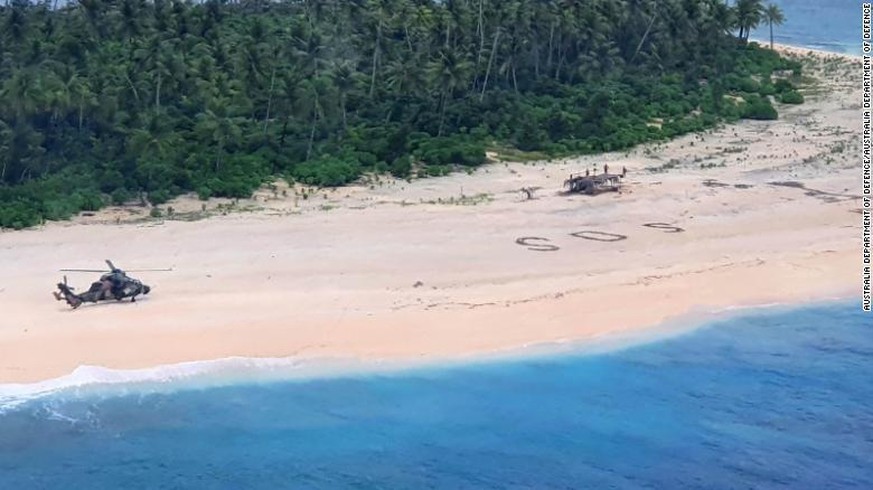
[0, 298, 854, 413]
[0, 356, 361, 412]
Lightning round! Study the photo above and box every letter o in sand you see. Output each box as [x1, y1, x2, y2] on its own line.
[515, 237, 560, 252]
[642, 222, 685, 233]
[569, 230, 627, 242]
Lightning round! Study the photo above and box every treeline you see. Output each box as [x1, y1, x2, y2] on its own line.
[0, 0, 802, 229]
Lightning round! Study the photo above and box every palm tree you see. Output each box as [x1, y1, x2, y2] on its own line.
[329, 60, 357, 131]
[735, 0, 764, 42]
[1, 69, 43, 121]
[763, 3, 784, 49]
[194, 98, 242, 174]
[427, 48, 473, 136]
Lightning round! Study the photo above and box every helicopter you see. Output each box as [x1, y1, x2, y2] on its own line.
[53, 260, 169, 309]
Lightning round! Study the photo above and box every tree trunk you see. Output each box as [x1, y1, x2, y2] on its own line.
[306, 93, 319, 161]
[534, 38, 540, 77]
[341, 94, 347, 130]
[370, 18, 382, 98]
[279, 117, 289, 146]
[437, 91, 447, 137]
[631, 14, 657, 64]
[215, 138, 223, 173]
[263, 66, 277, 135]
[155, 71, 161, 111]
[445, 19, 451, 49]
[124, 74, 140, 102]
[480, 30, 501, 101]
[769, 22, 774, 49]
[404, 24, 414, 53]
[547, 22, 555, 70]
[555, 48, 566, 81]
[476, 0, 485, 66]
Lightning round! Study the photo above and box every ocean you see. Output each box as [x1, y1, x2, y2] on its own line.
[0, 302, 870, 489]
[750, 0, 862, 55]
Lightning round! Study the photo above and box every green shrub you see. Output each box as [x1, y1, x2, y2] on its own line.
[291, 156, 362, 187]
[759, 83, 776, 96]
[424, 165, 451, 177]
[111, 188, 131, 205]
[77, 191, 104, 211]
[774, 78, 795, 93]
[148, 189, 171, 205]
[196, 186, 213, 200]
[414, 136, 486, 167]
[389, 156, 412, 177]
[741, 95, 778, 120]
[779, 90, 804, 104]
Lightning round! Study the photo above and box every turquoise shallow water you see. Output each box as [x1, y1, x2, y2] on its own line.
[0, 302, 870, 489]
[750, 0, 861, 55]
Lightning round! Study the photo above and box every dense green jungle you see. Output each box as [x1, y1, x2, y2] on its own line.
[0, 0, 800, 229]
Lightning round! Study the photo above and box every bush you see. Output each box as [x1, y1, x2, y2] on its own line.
[741, 95, 778, 120]
[389, 156, 412, 177]
[211, 178, 255, 198]
[423, 165, 451, 177]
[111, 188, 131, 205]
[759, 83, 776, 96]
[773, 78, 795, 93]
[75, 191, 104, 211]
[196, 186, 213, 200]
[779, 90, 804, 104]
[291, 156, 362, 187]
[515, 119, 547, 151]
[414, 136, 486, 167]
[724, 74, 760, 93]
[148, 189, 171, 205]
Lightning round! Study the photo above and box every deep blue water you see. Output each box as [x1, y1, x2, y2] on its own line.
[0, 302, 870, 489]
[750, 0, 861, 55]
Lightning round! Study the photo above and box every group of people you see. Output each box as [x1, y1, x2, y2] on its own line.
[572, 165, 629, 179]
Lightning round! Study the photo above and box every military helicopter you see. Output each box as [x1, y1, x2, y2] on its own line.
[53, 260, 169, 309]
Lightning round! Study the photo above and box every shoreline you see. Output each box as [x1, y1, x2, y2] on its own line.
[751, 39, 862, 59]
[0, 296, 855, 408]
[0, 42, 862, 384]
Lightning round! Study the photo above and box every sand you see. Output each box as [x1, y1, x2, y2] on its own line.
[0, 44, 863, 383]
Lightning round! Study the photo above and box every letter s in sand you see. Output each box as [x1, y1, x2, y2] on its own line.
[516, 237, 560, 252]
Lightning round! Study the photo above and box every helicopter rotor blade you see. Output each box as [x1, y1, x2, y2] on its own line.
[60, 267, 173, 273]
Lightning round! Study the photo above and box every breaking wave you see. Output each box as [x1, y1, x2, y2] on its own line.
[0, 297, 852, 413]
[0, 356, 377, 413]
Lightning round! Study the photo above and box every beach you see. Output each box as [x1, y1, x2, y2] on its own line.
[0, 43, 862, 384]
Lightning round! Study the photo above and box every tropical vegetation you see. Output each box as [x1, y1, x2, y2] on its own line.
[0, 0, 800, 229]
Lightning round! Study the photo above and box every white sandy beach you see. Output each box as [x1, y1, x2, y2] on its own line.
[0, 44, 862, 383]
